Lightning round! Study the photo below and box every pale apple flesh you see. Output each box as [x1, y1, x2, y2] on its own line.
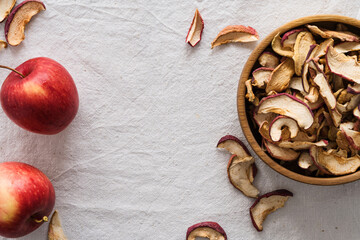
[0, 162, 55, 238]
[1, 57, 79, 134]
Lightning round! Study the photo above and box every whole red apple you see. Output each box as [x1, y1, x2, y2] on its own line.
[0, 162, 55, 238]
[0, 57, 79, 134]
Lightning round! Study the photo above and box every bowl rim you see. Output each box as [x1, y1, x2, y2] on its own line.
[237, 14, 360, 186]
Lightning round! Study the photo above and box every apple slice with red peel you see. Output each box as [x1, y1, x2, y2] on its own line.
[211, 25, 259, 48]
[0, 0, 16, 22]
[293, 31, 316, 76]
[247, 163, 258, 183]
[257, 93, 314, 130]
[302, 44, 318, 93]
[48, 211, 67, 240]
[298, 152, 315, 170]
[281, 28, 306, 50]
[264, 140, 299, 161]
[347, 84, 360, 94]
[185, 9, 204, 47]
[5, 0, 46, 46]
[340, 122, 360, 150]
[245, 79, 257, 103]
[258, 52, 279, 68]
[250, 189, 293, 232]
[334, 42, 360, 53]
[227, 155, 259, 198]
[312, 71, 337, 110]
[253, 110, 277, 126]
[306, 24, 360, 42]
[309, 146, 332, 175]
[252, 67, 274, 89]
[186, 222, 227, 240]
[325, 45, 360, 84]
[266, 58, 295, 93]
[310, 146, 360, 175]
[269, 116, 299, 142]
[353, 106, 360, 120]
[272, 32, 294, 57]
[314, 38, 334, 59]
[217, 135, 251, 158]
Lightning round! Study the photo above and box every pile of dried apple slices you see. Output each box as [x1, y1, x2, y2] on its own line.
[246, 23, 360, 177]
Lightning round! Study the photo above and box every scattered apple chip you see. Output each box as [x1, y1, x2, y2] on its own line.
[48, 210, 68, 240]
[211, 25, 259, 49]
[250, 189, 293, 231]
[258, 52, 280, 68]
[306, 24, 360, 42]
[0, 0, 16, 22]
[186, 222, 227, 240]
[5, 0, 46, 46]
[217, 135, 251, 158]
[227, 154, 259, 198]
[185, 9, 204, 47]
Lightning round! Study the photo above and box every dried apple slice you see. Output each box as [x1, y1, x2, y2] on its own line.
[247, 163, 258, 183]
[186, 222, 227, 240]
[337, 95, 360, 114]
[48, 210, 68, 240]
[277, 139, 328, 150]
[309, 146, 332, 175]
[281, 28, 306, 50]
[292, 131, 317, 142]
[245, 79, 256, 103]
[325, 45, 360, 84]
[313, 38, 334, 59]
[306, 24, 360, 42]
[253, 110, 277, 126]
[257, 93, 314, 129]
[298, 152, 315, 170]
[217, 135, 251, 158]
[264, 140, 299, 161]
[258, 52, 279, 68]
[304, 86, 319, 103]
[269, 116, 299, 142]
[5, 0, 46, 46]
[289, 76, 305, 93]
[227, 155, 259, 197]
[334, 42, 360, 53]
[354, 106, 360, 120]
[252, 67, 274, 89]
[0, 0, 16, 22]
[302, 44, 318, 93]
[310, 146, 360, 175]
[211, 25, 259, 48]
[312, 71, 336, 110]
[340, 122, 360, 150]
[272, 32, 294, 57]
[347, 84, 360, 94]
[293, 31, 316, 76]
[266, 58, 295, 93]
[185, 9, 204, 47]
[250, 189, 293, 232]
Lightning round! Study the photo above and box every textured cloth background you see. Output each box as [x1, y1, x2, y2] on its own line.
[0, 0, 359, 239]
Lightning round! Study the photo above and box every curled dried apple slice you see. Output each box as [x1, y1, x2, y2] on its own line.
[257, 93, 314, 129]
[5, 0, 46, 46]
[266, 58, 295, 93]
[186, 222, 227, 240]
[347, 84, 360, 94]
[264, 140, 299, 161]
[277, 139, 328, 150]
[245, 79, 256, 103]
[310, 146, 360, 175]
[211, 25, 259, 49]
[314, 38, 334, 59]
[325, 45, 360, 84]
[48, 211, 67, 240]
[252, 67, 273, 89]
[312, 70, 336, 110]
[185, 9, 204, 47]
[298, 152, 315, 170]
[340, 122, 360, 150]
[250, 189, 293, 232]
[269, 116, 299, 142]
[354, 106, 360, 120]
[253, 110, 277, 127]
[0, 0, 16, 22]
[272, 32, 294, 57]
[293, 31, 315, 76]
[217, 135, 251, 158]
[334, 42, 360, 53]
[306, 24, 360, 42]
[258, 52, 279, 68]
[227, 154, 259, 198]
[305, 86, 319, 103]
[337, 95, 360, 114]
[289, 76, 305, 93]
[281, 28, 306, 50]
[302, 44, 318, 93]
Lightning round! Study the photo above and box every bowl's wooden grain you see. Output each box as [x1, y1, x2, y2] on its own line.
[237, 15, 360, 185]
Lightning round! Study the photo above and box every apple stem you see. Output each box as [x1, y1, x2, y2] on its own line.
[34, 216, 48, 223]
[0, 65, 25, 78]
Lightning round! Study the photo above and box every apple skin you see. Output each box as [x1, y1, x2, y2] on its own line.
[1, 57, 79, 134]
[0, 162, 55, 238]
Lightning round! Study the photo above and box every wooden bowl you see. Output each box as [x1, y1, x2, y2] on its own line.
[237, 15, 360, 185]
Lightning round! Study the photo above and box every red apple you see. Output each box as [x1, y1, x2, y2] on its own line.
[0, 57, 79, 134]
[0, 162, 55, 238]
